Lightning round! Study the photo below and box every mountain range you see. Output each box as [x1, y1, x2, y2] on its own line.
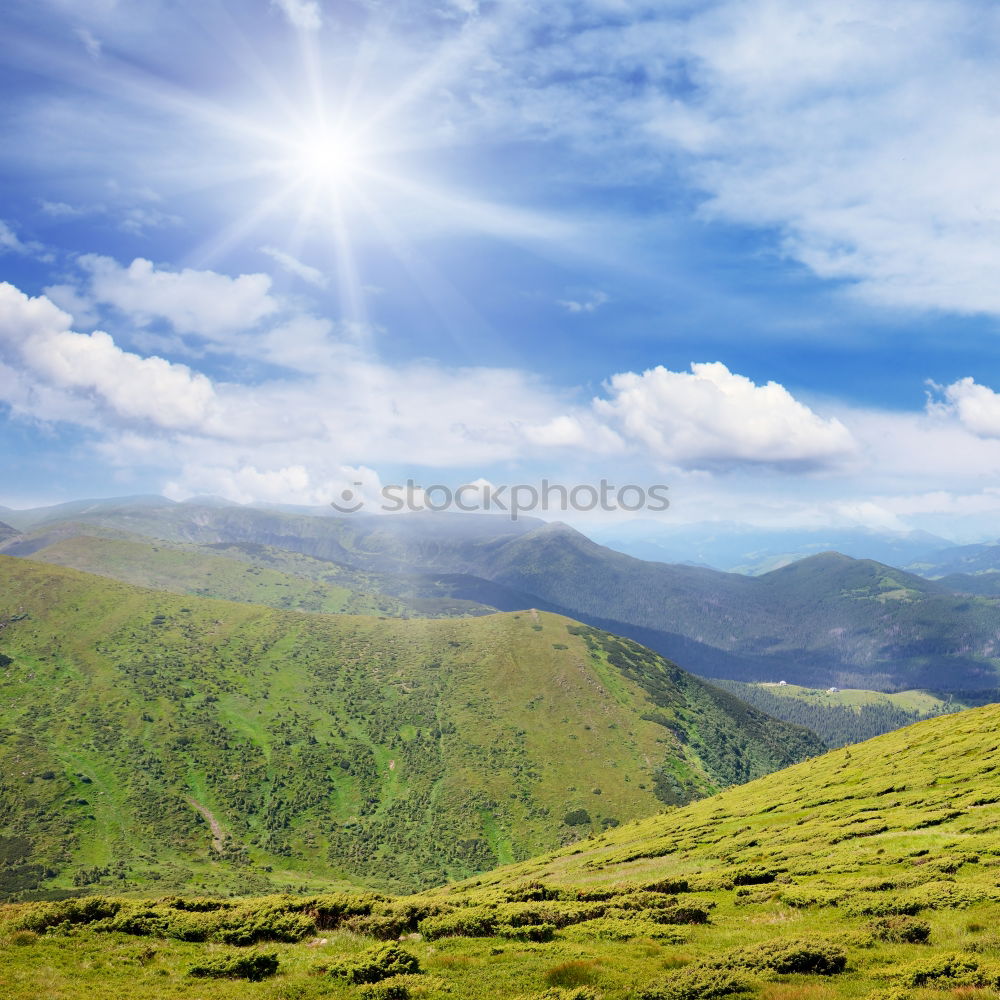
[3, 496, 999, 692]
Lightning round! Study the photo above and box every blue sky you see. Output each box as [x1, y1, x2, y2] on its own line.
[4, 0, 1000, 540]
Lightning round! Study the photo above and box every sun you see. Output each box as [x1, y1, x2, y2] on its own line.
[277, 125, 371, 193]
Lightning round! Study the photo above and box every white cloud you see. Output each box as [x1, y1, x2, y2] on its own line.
[271, 0, 321, 31]
[74, 27, 102, 59]
[0, 282, 216, 431]
[75, 255, 279, 338]
[39, 200, 89, 218]
[933, 377, 1000, 438]
[650, 0, 1000, 316]
[0, 221, 28, 255]
[593, 362, 857, 469]
[260, 246, 329, 288]
[557, 290, 609, 314]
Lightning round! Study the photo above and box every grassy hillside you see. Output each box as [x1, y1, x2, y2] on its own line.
[5, 499, 999, 691]
[22, 534, 493, 618]
[712, 679, 964, 747]
[0, 556, 818, 899]
[3, 704, 1000, 998]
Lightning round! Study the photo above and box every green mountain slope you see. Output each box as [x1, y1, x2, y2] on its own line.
[22, 533, 493, 618]
[458, 700, 1000, 894]
[6, 704, 1000, 999]
[711, 678, 963, 747]
[0, 556, 819, 898]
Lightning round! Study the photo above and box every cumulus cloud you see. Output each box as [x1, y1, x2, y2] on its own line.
[0, 282, 216, 431]
[0, 279, 600, 502]
[74, 255, 278, 338]
[593, 362, 857, 469]
[933, 377, 1000, 438]
[271, 0, 321, 31]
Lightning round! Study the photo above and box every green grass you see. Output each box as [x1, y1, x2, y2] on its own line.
[3, 704, 1000, 998]
[0, 556, 817, 899]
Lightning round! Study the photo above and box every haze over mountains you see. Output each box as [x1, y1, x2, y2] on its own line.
[3, 496, 998, 693]
[589, 519, 955, 574]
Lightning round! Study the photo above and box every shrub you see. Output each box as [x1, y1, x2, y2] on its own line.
[359, 980, 412, 1000]
[329, 944, 421, 984]
[188, 952, 279, 981]
[731, 867, 778, 886]
[644, 879, 690, 894]
[638, 967, 750, 1000]
[343, 913, 412, 940]
[212, 906, 314, 945]
[498, 902, 606, 928]
[899, 954, 985, 988]
[844, 895, 923, 917]
[505, 882, 565, 902]
[418, 908, 497, 940]
[708, 939, 846, 975]
[498, 922, 556, 942]
[564, 810, 592, 826]
[561, 918, 687, 942]
[779, 887, 843, 908]
[870, 917, 931, 944]
[13, 897, 120, 933]
[648, 907, 709, 926]
[522, 989, 603, 1000]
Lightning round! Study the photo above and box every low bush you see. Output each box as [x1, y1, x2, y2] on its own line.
[515, 989, 602, 1000]
[844, 895, 924, 917]
[359, 979, 412, 1000]
[644, 879, 690, 894]
[497, 922, 556, 942]
[12, 897, 120, 932]
[731, 867, 778, 886]
[418, 907, 497, 940]
[638, 967, 750, 1000]
[648, 907, 709, 926]
[498, 902, 606, 928]
[898, 954, 986, 987]
[869, 917, 931, 944]
[212, 905, 314, 945]
[779, 887, 843, 908]
[188, 952, 279, 981]
[561, 918, 687, 942]
[504, 882, 566, 902]
[707, 939, 846, 975]
[329, 944, 421, 985]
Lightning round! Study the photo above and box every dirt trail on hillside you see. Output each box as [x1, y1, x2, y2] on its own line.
[186, 797, 226, 852]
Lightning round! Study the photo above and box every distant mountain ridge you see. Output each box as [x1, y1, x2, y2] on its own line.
[589, 518, 954, 573]
[3, 497, 998, 691]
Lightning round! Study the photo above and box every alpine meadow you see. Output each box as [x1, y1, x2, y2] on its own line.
[4, 3, 1000, 1000]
